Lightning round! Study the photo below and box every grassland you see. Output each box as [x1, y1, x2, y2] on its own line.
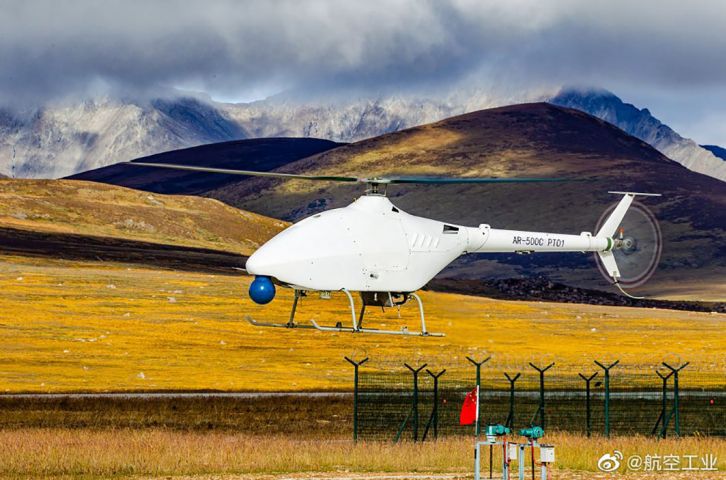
[0, 179, 286, 255]
[0, 395, 352, 434]
[0, 253, 723, 392]
[0, 429, 722, 478]
[0, 391, 722, 478]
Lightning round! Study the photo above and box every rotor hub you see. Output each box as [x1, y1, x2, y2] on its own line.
[364, 180, 388, 196]
[615, 236, 638, 254]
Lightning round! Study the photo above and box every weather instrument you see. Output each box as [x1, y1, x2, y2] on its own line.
[129, 162, 662, 336]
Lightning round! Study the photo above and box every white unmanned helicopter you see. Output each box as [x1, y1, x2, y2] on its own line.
[131, 162, 662, 337]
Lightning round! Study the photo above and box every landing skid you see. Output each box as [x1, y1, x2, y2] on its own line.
[310, 319, 443, 337]
[614, 282, 645, 300]
[314, 290, 443, 336]
[248, 288, 444, 337]
[245, 316, 317, 329]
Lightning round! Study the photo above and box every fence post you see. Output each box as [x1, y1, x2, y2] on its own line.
[653, 369, 673, 438]
[578, 372, 598, 437]
[595, 359, 619, 437]
[345, 356, 369, 443]
[504, 372, 521, 428]
[662, 361, 689, 437]
[529, 362, 554, 429]
[467, 356, 491, 437]
[394, 363, 427, 442]
[423, 369, 446, 441]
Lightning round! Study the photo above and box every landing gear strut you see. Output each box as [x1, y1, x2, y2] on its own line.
[245, 290, 316, 329]
[246, 289, 444, 336]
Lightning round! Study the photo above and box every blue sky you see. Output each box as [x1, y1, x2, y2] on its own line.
[1, 0, 725, 145]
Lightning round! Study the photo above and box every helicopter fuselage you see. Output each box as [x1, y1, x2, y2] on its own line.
[245, 194, 609, 293]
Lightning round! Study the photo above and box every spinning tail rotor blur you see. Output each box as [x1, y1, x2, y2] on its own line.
[595, 193, 663, 299]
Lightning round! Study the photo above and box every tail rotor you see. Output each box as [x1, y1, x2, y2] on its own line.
[594, 193, 663, 298]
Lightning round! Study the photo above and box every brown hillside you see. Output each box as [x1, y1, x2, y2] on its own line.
[0, 179, 287, 256]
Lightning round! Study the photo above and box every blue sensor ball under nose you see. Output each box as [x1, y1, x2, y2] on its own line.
[249, 276, 276, 304]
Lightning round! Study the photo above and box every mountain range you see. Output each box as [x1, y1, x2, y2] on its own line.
[549, 89, 726, 181]
[0, 97, 245, 178]
[1, 88, 724, 182]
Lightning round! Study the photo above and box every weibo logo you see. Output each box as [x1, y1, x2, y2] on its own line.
[597, 450, 623, 472]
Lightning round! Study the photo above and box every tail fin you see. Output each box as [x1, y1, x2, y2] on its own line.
[597, 191, 661, 239]
[596, 192, 661, 297]
[597, 192, 635, 237]
[598, 250, 620, 280]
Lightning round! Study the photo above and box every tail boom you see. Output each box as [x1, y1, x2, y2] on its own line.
[465, 227, 609, 254]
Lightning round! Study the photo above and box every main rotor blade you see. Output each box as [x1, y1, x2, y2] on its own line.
[127, 162, 574, 185]
[385, 176, 571, 184]
[127, 162, 360, 183]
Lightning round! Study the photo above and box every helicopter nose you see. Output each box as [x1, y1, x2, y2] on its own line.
[245, 250, 263, 274]
[245, 242, 293, 288]
[245, 244, 285, 277]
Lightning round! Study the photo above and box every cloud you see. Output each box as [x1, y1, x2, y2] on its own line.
[0, 0, 725, 116]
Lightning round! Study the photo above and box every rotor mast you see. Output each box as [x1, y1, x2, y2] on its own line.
[363, 178, 389, 196]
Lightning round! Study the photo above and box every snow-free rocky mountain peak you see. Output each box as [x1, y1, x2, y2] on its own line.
[0, 88, 723, 182]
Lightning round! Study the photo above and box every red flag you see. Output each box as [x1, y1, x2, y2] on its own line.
[459, 386, 479, 425]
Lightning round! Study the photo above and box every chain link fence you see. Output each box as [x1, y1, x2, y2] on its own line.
[351, 356, 725, 441]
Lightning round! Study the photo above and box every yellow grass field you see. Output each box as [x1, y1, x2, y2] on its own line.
[0, 254, 723, 392]
[0, 429, 723, 478]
